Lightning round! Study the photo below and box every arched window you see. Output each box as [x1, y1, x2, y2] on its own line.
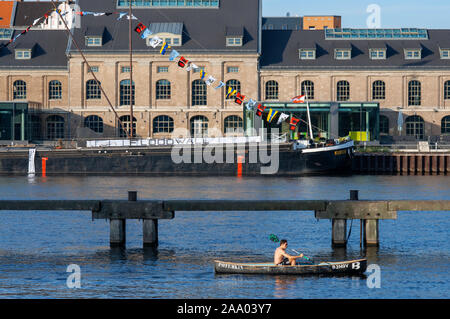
[84, 115, 104, 133]
[192, 80, 207, 106]
[379, 115, 389, 135]
[224, 115, 243, 134]
[442, 115, 450, 134]
[153, 115, 174, 133]
[408, 80, 421, 106]
[48, 80, 62, 100]
[120, 79, 135, 106]
[405, 115, 424, 140]
[301, 80, 314, 100]
[118, 115, 136, 138]
[190, 115, 209, 137]
[226, 80, 241, 100]
[13, 80, 27, 100]
[156, 80, 171, 100]
[444, 81, 450, 100]
[86, 80, 101, 100]
[46, 115, 65, 139]
[372, 80, 386, 100]
[265, 80, 279, 100]
[337, 80, 350, 101]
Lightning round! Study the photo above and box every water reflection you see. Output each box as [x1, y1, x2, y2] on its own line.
[274, 276, 298, 298]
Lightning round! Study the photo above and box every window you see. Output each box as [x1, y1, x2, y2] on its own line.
[301, 80, 314, 100]
[157, 66, 169, 73]
[224, 116, 243, 134]
[118, 115, 136, 138]
[190, 115, 209, 137]
[48, 80, 62, 100]
[15, 49, 31, 60]
[405, 115, 424, 139]
[372, 80, 386, 100]
[120, 79, 135, 106]
[172, 37, 180, 46]
[84, 115, 104, 133]
[153, 115, 174, 133]
[335, 49, 351, 60]
[85, 36, 102, 47]
[121, 66, 131, 73]
[226, 80, 241, 100]
[408, 80, 421, 106]
[265, 80, 279, 100]
[156, 79, 171, 100]
[405, 49, 421, 60]
[370, 49, 386, 60]
[192, 80, 207, 106]
[227, 66, 239, 73]
[13, 80, 27, 100]
[440, 49, 450, 59]
[299, 49, 316, 60]
[88, 66, 99, 73]
[86, 80, 102, 100]
[337, 80, 350, 101]
[442, 116, 450, 134]
[46, 115, 65, 139]
[444, 81, 450, 100]
[379, 115, 389, 135]
[193, 66, 205, 73]
[226, 37, 243, 47]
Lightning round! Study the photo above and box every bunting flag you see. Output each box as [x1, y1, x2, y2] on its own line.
[140, 28, 152, 39]
[277, 113, 290, 125]
[205, 76, 217, 86]
[267, 109, 279, 123]
[169, 49, 180, 61]
[256, 104, 266, 117]
[186, 62, 198, 72]
[199, 69, 207, 80]
[178, 56, 188, 68]
[160, 42, 170, 55]
[149, 36, 163, 48]
[289, 117, 300, 131]
[214, 81, 225, 90]
[226, 87, 237, 99]
[117, 12, 127, 20]
[234, 92, 245, 105]
[246, 98, 257, 111]
[291, 95, 306, 103]
[134, 23, 147, 34]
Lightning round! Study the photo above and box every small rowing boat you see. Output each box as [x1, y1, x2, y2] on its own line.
[214, 258, 367, 276]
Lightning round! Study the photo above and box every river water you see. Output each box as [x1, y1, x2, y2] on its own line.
[0, 175, 448, 299]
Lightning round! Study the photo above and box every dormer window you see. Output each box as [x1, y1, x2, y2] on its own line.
[85, 36, 102, 47]
[226, 26, 244, 47]
[299, 49, 316, 60]
[370, 48, 386, 60]
[440, 48, 450, 59]
[147, 22, 183, 47]
[335, 49, 351, 60]
[226, 37, 242, 47]
[405, 49, 421, 59]
[15, 49, 32, 60]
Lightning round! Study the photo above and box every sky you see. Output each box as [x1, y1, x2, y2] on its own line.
[262, 0, 450, 29]
[20, 0, 450, 29]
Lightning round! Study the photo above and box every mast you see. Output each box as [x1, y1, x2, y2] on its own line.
[303, 83, 314, 140]
[129, 0, 134, 139]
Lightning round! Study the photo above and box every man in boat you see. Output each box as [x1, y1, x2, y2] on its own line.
[274, 239, 304, 266]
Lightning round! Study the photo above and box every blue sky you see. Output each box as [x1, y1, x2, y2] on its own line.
[263, 0, 450, 29]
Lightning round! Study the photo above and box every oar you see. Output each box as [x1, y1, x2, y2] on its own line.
[269, 234, 314, 263]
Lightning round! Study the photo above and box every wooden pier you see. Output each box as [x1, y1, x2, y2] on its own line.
[0, 191, 449, 248]
[353, 153, 450, 175]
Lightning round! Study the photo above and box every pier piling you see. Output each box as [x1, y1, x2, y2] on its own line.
[364, 220, 379, 247]
[110, 219, 126, 247]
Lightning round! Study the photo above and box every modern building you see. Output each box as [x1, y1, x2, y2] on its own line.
[303, 16, 341, 30]
[0, 0, 449, 143]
